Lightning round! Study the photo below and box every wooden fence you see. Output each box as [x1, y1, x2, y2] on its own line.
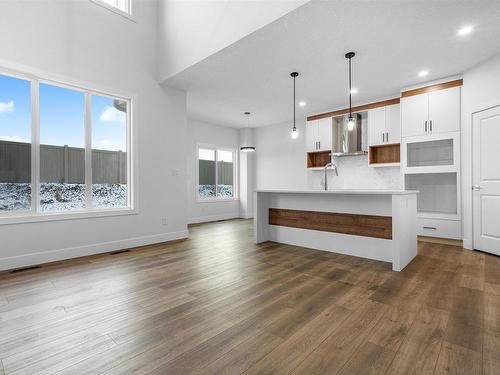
[198, 160, 233, 185]
[0, 140, 127, 184]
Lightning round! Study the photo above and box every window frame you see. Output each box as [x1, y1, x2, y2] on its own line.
[0, 65, 136, 225]
[196, 143, 238, 203]
[89, 0, 135, 22]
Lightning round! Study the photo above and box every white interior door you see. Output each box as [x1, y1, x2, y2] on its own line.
[473, 105, 500, 255]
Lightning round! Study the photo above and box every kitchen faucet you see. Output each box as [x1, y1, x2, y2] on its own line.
[323, 162, 338, 191]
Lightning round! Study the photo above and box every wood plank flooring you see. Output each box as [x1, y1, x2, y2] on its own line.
[0, 219, 498, 374]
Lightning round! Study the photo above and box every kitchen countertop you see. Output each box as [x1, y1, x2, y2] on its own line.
[255, 189, 418, 195]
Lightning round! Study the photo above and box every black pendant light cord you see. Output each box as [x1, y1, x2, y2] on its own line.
[293, 75, 296, 130]
[348, 56, 352, 118]
[290, 72, 299, 132]
[345, 52, 355, 119]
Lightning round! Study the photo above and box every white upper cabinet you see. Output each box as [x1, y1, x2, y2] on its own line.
[402, 86, 460, 137]
[401, 94, 429, 137]
[368, 107, 386, 146]
[306, 120, 318, 152]
[317, 117, 332, 151]
[386, 104, 401, 143]
[306, 117, 332, 151]
[368, 104, 401, 146]
[428, 87, 460, 134]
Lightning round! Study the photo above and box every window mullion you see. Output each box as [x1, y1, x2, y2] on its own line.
[214, 149, 218, 198]
[31, 79, 40, 214]
[84, 93, 92, 209]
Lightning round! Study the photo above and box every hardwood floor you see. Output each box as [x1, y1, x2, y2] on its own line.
[0, 219, 498, 374]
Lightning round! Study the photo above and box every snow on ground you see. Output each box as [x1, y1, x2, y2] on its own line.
[198, 184, 233, 199]
[0, 183, 127, 212]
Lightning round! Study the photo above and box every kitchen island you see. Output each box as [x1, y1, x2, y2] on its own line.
[254, 189, 418, 271]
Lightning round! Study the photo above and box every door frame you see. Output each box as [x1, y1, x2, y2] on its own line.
[463, 97, 500, 250]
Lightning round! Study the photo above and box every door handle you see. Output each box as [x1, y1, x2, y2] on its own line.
[472, 185, 482, 191]
[429, 120, 433, 132]
[424, 121, 428, 133]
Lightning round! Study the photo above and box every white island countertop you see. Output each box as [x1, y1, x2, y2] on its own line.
[256, 189, 418, 195]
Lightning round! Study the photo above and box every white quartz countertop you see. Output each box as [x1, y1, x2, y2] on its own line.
[255, 189, 418, 195]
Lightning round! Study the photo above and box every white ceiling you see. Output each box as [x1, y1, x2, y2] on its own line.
[165, 0, 500, 128]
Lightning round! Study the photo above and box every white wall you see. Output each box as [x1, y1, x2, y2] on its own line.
[254, 121, 308, 189]
[239, 129, 255, 219]
[461, 53, 500, 249]
[0, 0, 189, 270]
[186, 119, 241, 223]
[254, 120, 401, 191]
[158, 0, 308, 82]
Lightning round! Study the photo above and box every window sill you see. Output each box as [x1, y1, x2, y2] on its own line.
[0, 207, 138, 225]
[196, 198, 240, 204]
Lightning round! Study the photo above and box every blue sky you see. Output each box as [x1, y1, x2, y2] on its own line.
[0, 74, 31, 143]
[0, 74, 126, 151]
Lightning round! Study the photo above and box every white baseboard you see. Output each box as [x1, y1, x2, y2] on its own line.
[0, 230, 188, 271]
[188, 213, 240, 224]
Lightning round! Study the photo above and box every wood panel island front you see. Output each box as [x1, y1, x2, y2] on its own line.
[254, 189, 418, 271]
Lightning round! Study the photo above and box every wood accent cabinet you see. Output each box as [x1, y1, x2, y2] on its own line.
[306, 150, 331, 169]
[369, 143, 400, 165]
[401, 86, 460, 137]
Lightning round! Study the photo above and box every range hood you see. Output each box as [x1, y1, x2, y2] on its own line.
[331, 113, 367, 156]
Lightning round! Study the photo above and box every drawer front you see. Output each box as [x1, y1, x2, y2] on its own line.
[417, 218, 461, 239]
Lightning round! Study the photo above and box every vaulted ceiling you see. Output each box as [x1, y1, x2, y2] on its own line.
[166, 0, 500, 128]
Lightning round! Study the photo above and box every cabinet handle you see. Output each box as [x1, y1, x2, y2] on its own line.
[319, 141, 321, 149]
[429, 120, 433, 132]
[386, 132, 389, 142]
[424, 121, 428, 133]
[423, 226, 437, 230]
[382, 133, 385, 143]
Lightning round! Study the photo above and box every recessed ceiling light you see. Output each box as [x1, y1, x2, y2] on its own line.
[298, 101, 307, 107]
[418, 70, 429, 77]
[458, 25, 474, 36]
[350, 88, 358, 94]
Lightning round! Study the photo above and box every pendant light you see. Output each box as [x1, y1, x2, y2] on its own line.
[290, 72, 299, 139]
[345, 52, 356, 131]
[240, 111, 255, 152]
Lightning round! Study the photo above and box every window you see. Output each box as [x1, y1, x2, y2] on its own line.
[0, 74, 31, 212]
[91, 94, 128, 209]
[39, 83, 86, 212]
[0, 70, 132, 219]
[198, 146, 236, 200]
[92, 0, 132, 17]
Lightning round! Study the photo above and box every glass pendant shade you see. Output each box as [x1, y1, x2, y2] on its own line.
[291, 127, 299, 139]
[347, 116, 356, 131]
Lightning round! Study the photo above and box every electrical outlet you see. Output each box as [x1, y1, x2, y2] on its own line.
[161, 217, 167, 226]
